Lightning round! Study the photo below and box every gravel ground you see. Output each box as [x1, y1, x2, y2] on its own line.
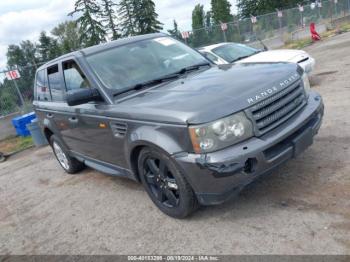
[1, 32, 350, 255]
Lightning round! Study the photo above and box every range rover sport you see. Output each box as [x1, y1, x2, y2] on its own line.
[33, 33, 324, 218]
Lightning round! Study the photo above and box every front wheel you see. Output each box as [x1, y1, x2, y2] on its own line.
[50, 135, 85, 174]
[138, 147, 198, 218]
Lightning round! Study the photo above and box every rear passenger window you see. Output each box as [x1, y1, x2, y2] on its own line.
[63, 60, 90, 91]
[47, 65, 64, 102]
[36, 69, 51, 101]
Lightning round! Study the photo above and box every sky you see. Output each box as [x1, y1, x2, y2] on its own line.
[0, 0, 237, 71]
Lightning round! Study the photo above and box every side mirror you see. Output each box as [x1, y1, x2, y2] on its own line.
[66, 88, 103, 106]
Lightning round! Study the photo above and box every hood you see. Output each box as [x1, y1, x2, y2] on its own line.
[111, 63, 302, 125]
[239, 49, 310, 64]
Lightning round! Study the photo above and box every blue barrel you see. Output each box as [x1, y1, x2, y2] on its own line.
[12, 112, 36, 137]
[26, 119, 48, 147]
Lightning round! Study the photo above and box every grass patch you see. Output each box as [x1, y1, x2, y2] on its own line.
[284, 38, 313, 49]
[0, 136, 34, 154]
[283, 22, 350, 49]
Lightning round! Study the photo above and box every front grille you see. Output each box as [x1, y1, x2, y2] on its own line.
[247, 80, 307, 136]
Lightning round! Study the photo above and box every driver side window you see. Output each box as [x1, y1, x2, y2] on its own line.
[63, 60, 90, 91]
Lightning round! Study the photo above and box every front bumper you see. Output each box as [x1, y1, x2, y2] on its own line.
[174, 91, 324, 205]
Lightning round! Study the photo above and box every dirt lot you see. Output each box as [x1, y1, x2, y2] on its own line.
[1, 33, 350, 255]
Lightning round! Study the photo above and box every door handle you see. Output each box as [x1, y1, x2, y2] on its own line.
[46, 113, 54, 119]
[68, 117, 79, 123]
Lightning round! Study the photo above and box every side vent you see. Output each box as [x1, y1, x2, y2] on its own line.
[110, 122, 128, 138]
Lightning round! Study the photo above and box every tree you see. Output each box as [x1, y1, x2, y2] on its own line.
[100, 0, 120, 40]
[51, 21, 82, 53]
[118, 0, 163, 36]
[135, 0, 163, 34]
[69, 0, 107, 47]
[192, 4, 208, 47]
[118, 0, 136, 36]
[167, 20, 181, 39]
[37, 31, 61, 62]
[211, 0, 233, 24]
[237, 0, 307, 18]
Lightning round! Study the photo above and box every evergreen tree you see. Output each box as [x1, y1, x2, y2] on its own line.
[37, 31, 61, 62]
[100, 0, 120, 40]
[135, 0, 163, 34]
[52, 21, 82, 53]
[192, 4, 208, 47]
[237, 0, 307, 18]
[118, 0, 137, 36]
[69, 0, 107, 47]
[167, 20, 181, 39]
[211, 0, 233, 24]
[118, 0, 162, 36]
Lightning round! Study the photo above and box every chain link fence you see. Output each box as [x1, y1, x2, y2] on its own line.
[0, 65, 36, 118]
[185, 0, 350, 49]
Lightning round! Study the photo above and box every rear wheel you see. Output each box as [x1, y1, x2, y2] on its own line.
[138, 147, 198, 218]
[50, 135, 85, 174]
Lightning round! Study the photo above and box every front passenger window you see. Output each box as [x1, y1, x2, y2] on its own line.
[63, 61, 90, 91]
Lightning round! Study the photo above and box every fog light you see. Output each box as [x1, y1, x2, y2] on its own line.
[200, 139, 214, 151]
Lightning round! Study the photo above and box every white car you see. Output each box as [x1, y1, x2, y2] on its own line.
[198, 43, 315, 74]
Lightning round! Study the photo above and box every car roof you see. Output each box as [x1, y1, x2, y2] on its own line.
[37, 33, 167, 71]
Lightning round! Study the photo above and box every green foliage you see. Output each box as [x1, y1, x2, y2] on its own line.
[0, 83, 19, 115]
[136, 0, 163, 34]
[167, 20, 181, 39]
[192, 4, 210, 47]
[237, 0, 307, 18]
[100, 0, 120, 40]
[38, 31, 61, 62]
[211, 0, 233, 24]
[69, 0, 107, 47]
[118, 0, 137, 36]
[118, 0, 163, 37]
[51, 21, 82, 53]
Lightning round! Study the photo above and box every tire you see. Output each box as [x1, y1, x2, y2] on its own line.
[50, 135, 85, 174]
[138, 147, 199, 218]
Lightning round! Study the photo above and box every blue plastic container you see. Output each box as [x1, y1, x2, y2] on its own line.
[12, 112, 36, 137]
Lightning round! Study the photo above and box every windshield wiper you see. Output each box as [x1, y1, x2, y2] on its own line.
[113, 73, 180, 97]
[230, 55, 252, 63]
[175, 62, 211, 75]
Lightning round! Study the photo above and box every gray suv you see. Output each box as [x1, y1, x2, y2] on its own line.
[33, 33, 324, 218]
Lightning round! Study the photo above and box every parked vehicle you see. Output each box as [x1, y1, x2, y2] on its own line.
[198, 42, 316, 74]
[33, 33, 324, 218]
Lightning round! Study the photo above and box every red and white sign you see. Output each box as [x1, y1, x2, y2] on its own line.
[277, 10, 283, 18]
[5, 70, 21, 80]
[251, 16, 257, 24]
[220, 23, 228, 31]
[298, 5, 304, 12]
[181, 31, 190, 39]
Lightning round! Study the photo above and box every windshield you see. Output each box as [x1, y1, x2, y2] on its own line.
[86, 37, 209, 91]
[212, 43, 258, 63]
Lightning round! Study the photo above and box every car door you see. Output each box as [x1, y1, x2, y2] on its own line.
[60, 59, 126, 167]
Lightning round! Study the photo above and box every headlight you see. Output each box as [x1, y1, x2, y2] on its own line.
[302, 73, 311, 94]
[189, 112, 253, 153]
